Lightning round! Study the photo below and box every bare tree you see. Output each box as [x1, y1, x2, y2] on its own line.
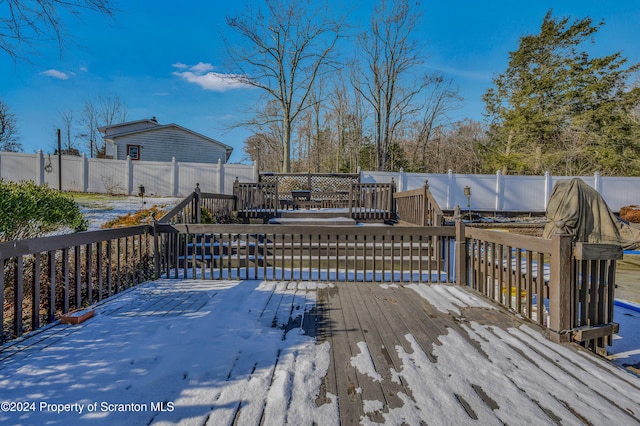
[243, 100, 284, 172]
[225, 0, 341, 172]
[81, 95, 127, 157]
[410, 75, 461, 171]
[354, 0, 429, 171]
[327, 75, 366, 173]
[0, 99, 22, 152]
[443, 119, 486, 173]
[55, 108, 81, 155]
[296, 87, 331, 172]
[0, 0, 114, 61]
[243, 133, 283, 173]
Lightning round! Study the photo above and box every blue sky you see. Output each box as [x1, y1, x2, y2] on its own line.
[1, 0, 638, 163]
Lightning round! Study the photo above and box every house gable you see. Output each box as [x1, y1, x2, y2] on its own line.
[100, 119, 233, 164]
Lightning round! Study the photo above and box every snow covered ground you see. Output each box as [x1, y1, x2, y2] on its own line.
[77, 196, 180, 231]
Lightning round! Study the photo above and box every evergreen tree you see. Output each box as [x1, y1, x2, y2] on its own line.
[483, 10, 640, 176]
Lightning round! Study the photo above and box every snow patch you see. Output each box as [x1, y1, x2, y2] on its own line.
[350, 341, 383, 383]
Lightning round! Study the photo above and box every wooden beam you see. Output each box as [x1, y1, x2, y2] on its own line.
[572, 323, 619, 342]
[573, 243, 623, 261]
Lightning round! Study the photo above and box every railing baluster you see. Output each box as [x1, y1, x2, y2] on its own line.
[74, 246, 81, 309]
[32, 253, 41, 330]
[14, 257, 24, 337]
[86, 244, 93, 304]
[48, 251, 56, 323]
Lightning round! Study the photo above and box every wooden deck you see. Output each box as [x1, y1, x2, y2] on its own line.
[1, 279, 639, 425]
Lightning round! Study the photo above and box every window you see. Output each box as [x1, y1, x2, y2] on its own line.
[127, 144, 140, 160]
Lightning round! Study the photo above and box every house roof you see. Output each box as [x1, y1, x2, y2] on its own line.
[98, 117, 160, 137]
[99, 118, 233, 159]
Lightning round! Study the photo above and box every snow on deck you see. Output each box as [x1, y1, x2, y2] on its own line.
[0, 279, 638, 425]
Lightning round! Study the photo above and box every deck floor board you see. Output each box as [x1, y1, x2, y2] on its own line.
[0, 279, 638, 425]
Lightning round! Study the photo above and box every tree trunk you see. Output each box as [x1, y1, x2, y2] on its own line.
[282, 119, 291, 173]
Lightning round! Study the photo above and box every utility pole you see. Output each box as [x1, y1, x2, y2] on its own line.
[57, 129, 62, 191]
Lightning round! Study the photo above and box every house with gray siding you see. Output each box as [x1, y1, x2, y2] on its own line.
[99, 117, 233, 163]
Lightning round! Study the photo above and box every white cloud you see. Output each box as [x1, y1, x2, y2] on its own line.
[190, 62, 215, 73]
[40, 69, 70, 80]
[172, 62, 250, 92]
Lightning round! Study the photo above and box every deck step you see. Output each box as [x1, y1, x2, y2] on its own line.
[276, 210, 353, 219]
[269, 216, 356, 225]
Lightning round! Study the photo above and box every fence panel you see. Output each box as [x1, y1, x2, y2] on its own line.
[448, 174, 496, 211]
[501, 175, 546, 211]
[87, 158, 128, 194]
[133, 160, 174, 196]
[224, 164, 257, 193]
[600, 177, 640, 211]
[0, 152, 40, 182]
[405, 173, 449, 202]
[0, 152, 255, 196]
[178, 162, 216, 195]
[59, 156, 84, 192]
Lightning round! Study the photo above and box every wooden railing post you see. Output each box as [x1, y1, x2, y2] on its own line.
[194, 183, 201, 224]
[455, 220, 467, 286]
[548, 221, 572, 343]
[349, 184, 354, 217]
[422, 180, 429, 226]
[152, 216, 161, 279]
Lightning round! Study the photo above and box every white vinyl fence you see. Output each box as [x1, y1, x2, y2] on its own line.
[363, 169, 640, 212]
[2, 151, 639, 211]
[0, 151, 257, 196]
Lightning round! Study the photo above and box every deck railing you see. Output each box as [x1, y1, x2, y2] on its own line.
[154, 223, 455, 284]
[159, 191, 199, 224]
[0, 189, 623, 355]
[233, 181, 395, 222]
[233, 181, 278, 220]
[349, 183, 396, 221]
[160, 184, 236, 224]
[456, 220, 621, 354]
[1, 226, 153, 342]
[394, 180, 444, 226]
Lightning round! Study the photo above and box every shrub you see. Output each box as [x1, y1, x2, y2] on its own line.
[101, 206, 166, 228]
[201, 206, 214, 224]
[620, 206, 640, 224]
[0, 180, 87, 242]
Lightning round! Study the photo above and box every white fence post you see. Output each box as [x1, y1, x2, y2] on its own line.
[37, 150, 45, 185]
[253, 160, 259, 182]
[171, 157, 178, 196]
[81, 154, 88, 192]
[446, 169, 454, 209]
[218, 159, 224, 193]
[495, 170, 503, 211]
[594, 171, 602, 193]
[126, 155, 133, 195]
[544, 171, 552, 210]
